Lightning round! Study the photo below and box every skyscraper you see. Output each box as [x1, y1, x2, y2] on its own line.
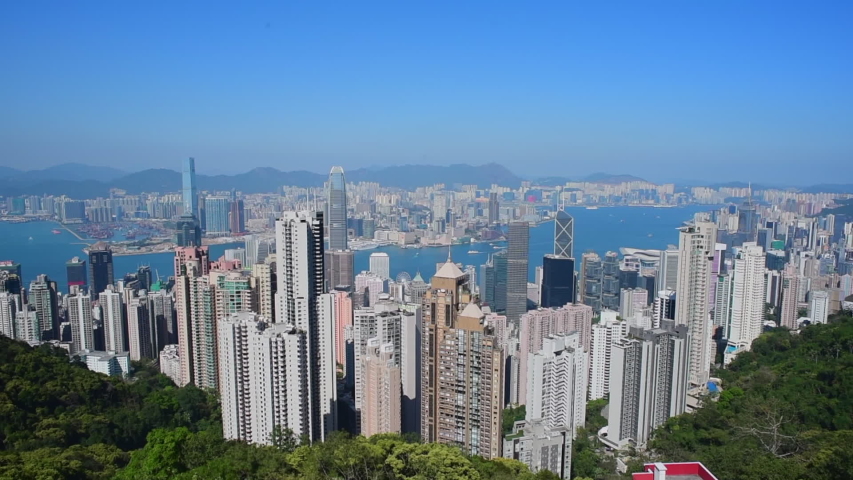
[541, 255, 575, 308]
[606, 323, 689, 449]
[229, 199, 245, 234]
[580, 252, 602, 312]
[488, 192, 500, 225]
[361, 338, 402, 437]
[218, 312, 308, 445]
[204, 197, 231, 235]
[100, 285, 125, 353]
[66, 257, 88, 292]
[725, 242, 766, 364]
[127, 291, 156, 360]
[174, 246, 215, 388]
[29, 274, 59, 340]
[421, 258, 503, 459]
[809, 290, 829, 324]
[779, 263, 800, 329]
[675, 221, 716, 387]
[328, 166, 348, 251]
[67, 287, 94, 353]
[275, 211, 337, 442]
[588, 316, 624, 400]
[507, 221, 530, 325]
[517, 303, 593, 405]
[601, 251, 620, 311]
[369, 252, 390, 279]
[326, 250, 354, 292]
[175, 215, 202, 247]
[88, 242, 114, 297]
[554, 209, 574, 258]
[182, 157, 198, 218]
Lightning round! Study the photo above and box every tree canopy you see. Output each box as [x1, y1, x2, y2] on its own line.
[649, 311, 853, 479]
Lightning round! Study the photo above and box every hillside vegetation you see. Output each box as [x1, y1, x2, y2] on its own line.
[650, 312, 853, 479]
[0, 337, 554, 480]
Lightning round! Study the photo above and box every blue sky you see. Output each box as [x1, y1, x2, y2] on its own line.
[1, 1, 851, 184]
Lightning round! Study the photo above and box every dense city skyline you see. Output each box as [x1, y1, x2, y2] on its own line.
[3, 2, 852, 184]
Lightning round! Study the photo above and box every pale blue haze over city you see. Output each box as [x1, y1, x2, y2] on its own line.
[1, 1, 851, 184]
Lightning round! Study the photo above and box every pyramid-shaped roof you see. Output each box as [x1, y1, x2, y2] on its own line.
[434, 260, 465, 280]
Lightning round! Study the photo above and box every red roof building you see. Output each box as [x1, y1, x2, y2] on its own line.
[632, 462, 719, 480]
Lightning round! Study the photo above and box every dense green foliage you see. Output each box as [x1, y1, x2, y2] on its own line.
[501, 405, 526, 436]
[650, 312, 853, 479]
[0, 338, 547, 479]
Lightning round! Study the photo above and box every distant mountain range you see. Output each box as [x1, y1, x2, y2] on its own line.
[1, 163, 851, 197]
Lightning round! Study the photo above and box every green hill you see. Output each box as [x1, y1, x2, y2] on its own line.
[0, 337, 555, 480]
[650, 312, 853, 479]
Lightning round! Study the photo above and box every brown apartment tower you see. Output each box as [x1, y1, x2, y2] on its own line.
[420, 256, 504, 459]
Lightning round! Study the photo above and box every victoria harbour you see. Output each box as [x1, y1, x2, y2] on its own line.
[1, 205, 709, 289]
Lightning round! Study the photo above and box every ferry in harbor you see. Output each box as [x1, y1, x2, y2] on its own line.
[51, 229, 62, 234]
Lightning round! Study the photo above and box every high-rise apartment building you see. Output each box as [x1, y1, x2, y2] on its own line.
[658, 247, 680, 291]
[182, 157, 198, 219]
[421, 258, 503, 459]
[507, 221, 530, 326]
[218, 312, 308, 445]
[369, 252, 391, 280]
[517, 304, 593, 405]
[100, 286, 125, 353]
[588, 317, 625, 400]
[606, 323, 689, 449]
[325, 249, 354, 291]
[601, 251, 621, 311]
[332, 290, 352, 374]
[275, 211, 337, 442]
[580, 252, 602, 312]
[88, 242, 114, 297]
[554, 209, 574, 258]
[251, 263, 275, 320]
[361, 338, 401, 437]
[809, 290, 829, 324]
[229, 199, 245, 234]
[211, 271, 256, 320]
[779, 263, 800, 329]
[127, 291, 156, 360]
[355, 271, 386, 307]
[174, 246, 216, 389]
[149, 289, 176, 348]
[619, 288, 649, 320]
[67, 287, 94, 353]
[725, 243, 766, 364]
[204, 197, 231, 235]
[675, 221, 716, 387]
[328, 166, 348, 251]
[29, 274, 59, 340]
[541, 255, 575, 308]
[506, 332, 587, 479]
[488, 192, 500, 225]
[175, 215, 202, 247]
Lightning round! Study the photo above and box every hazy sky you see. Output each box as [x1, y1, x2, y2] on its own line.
[1, 1, 851, 184]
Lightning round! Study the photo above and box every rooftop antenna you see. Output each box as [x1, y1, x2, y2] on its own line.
[447, 244, 452, 263]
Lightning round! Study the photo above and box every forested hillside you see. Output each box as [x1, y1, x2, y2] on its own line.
[0, 337, 554, 479]
[650, 312, 853, 479]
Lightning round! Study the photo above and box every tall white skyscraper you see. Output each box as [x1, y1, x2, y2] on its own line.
[588, 317, 624, 400]
[100, 286, 125, 353]
[218, 312, 308, 444]
[605, 323, 689, 449]
[275, 211, 337, 442]
[809, 290, 830, 324]
[67, 288, 94, 354]
[675, 221, 716, 387]
[526, 332, 588, 433]
[369, 252, 391, 280]
[725, 243, 767, 364]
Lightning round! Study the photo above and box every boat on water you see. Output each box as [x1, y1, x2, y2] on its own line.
[51, 229, 62, 234]
[467, 250, 481, 254]
[586, 206, 599, 210]
[493, 245, 502, 249]
[28, 236, 33, 241]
